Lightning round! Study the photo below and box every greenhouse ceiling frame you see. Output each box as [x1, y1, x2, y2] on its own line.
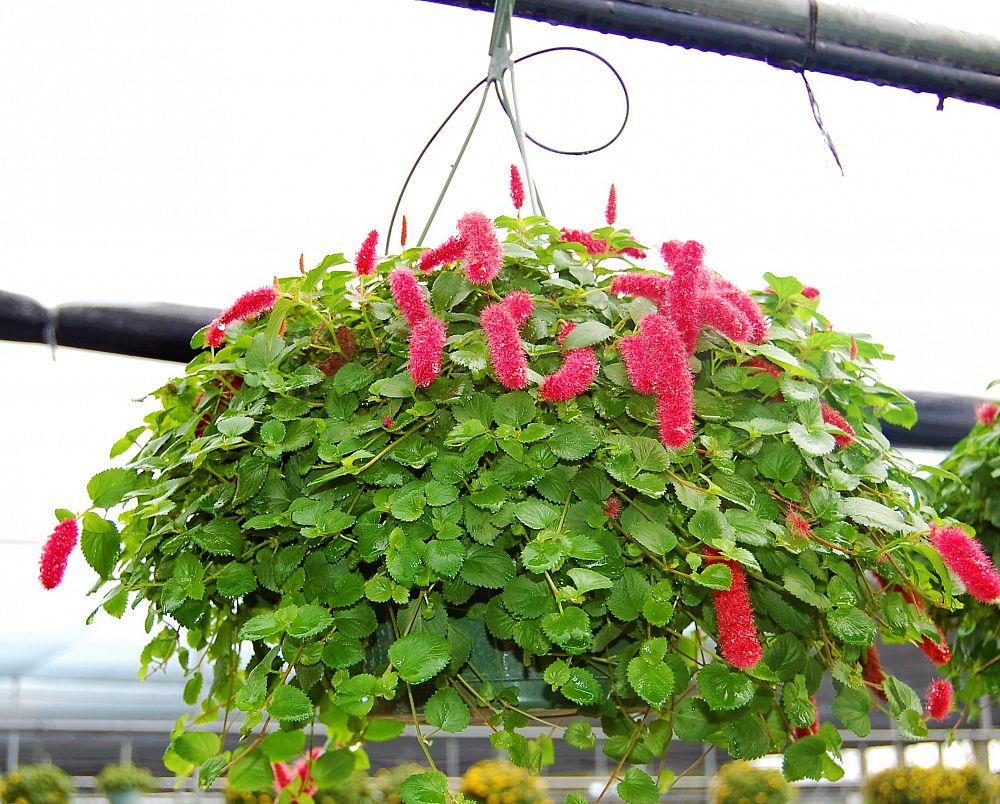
[420, 0, 1000, 108]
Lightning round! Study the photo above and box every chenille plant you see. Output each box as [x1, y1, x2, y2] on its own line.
[39, 178, 1000, 802]
[927, 397, 1000, 711]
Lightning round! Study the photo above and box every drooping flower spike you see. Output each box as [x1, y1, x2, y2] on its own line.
[862, 645, 887, 702]
[929, 525, 1000, 603]
[39, 518, 79, 590]
[820, 403, 855, 448]
[639, 314, 694, 449]
[924, 679, 953, 720]
[205, 285, 279, 348]
[709, 277, 768, 343]
[609, 273, 670, 309]
[408, 316, 446, 388]
[389, 268, 431, 327]
[662, 240, 706, 353]
[605, 183, 617, 226]
[540, 324, 599, 402]
[457, 211, 504, 284]
[617, 334, 656, 395]
[355, 229, 379, 276]
[561, 228, 608, 256]
[481, 292, 534, 390]
[872, 573, 952, 665]
[418, 236, 463, 273]
[509, 164, 524, 211]
[704, 548, 763, 669]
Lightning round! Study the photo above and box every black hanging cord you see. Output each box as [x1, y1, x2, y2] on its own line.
[799, 0, 844, 175]
[385, 45, 630, 252]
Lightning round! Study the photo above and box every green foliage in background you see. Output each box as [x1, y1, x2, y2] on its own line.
[65, 212, 967, 801]
[712, 760, 793, 804]
[0, 765, 75, 804]
[864, 765, 998, 804]
[95, 764, 157, 794]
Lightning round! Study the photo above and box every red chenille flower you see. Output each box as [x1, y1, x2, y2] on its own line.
[557, 321, 575, 347]
[801, 286, 820, 300]
[389, 268, 431, 326]
[746, 357, 782, 382]
[862, 645, 887, 701]
[408, 316, 446, 387]
[609, 272, 670, 309]
[205, 320, 226, 348]
[820, 402, 855, 448]
[662, 240, 706, 353]
[457, 211, 503, 284]
[918, 631, 952, 665]
[355, 229, 379, 276]
[400, 215, 408, 248]
[705, 550, 763, 669]
[383, 416, 394, 428]
[925, 678, 953, 720]
[976, 402, 998, 426]
[641, 313, 694, 448]
[510, 164, 524, 210]
[604, 497, 621, 519]
[929, 525, 1000, 603]
[540, 348, 599, 402]
[418, 235, 463, 273]
[39, 518, 79, 590]
[709, 278, 768, 343]
[698, 295, 751, 342]
[618, 247, 647, 260]
[561, 228, 608, 255]
[786, 511, 813, 540]
[481, 294, 533, 390]
[617, 334, 656, 395]
[605, 183, 617, 225]
[219, 286, 279, 326]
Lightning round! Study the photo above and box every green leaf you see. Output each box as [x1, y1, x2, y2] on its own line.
[560, 666, 604, 706]
[826, 607, 877, 646]
[694, 563, 732, 590]
[673, 698, 713, 742]
[424, 688, 471, 733]
[399, 771, 449, 804]
[567, 568, 613, 594]
[620, 507, 676, 556]
[548, 424, 600, 460]
[217, 563, 257, 598]
[757, 442, 802, 483]
[832, 686, 872, 737]
[426, 539, 465, 578]
[311, 749, 356, 786]
[217, 415, 255, 438]
[727, 714, 771, 760]
[697, 662, 754, 711]
[782, 675, 814, 727]
[234, 456, 269, 506]
[562, 320, 614, 350]
[87, 468, 140, 508]
[267, 685, 314, 723]
[788, 422, 836, 457]
[321, 634, 365, 669]
[779, 376, 818, 402]
[332, 362, 375, 395]
[616, 768, 659, 804]
[837, 497, 910, 533]
[287, 604, 333, 639]
[235, 647, 279, 710]
[173, 732, 221, 764]
[80, 513, 121, 579]
[608, 568, 650, 621]
[198, 755, 229, 789]
[540, 607, 592, 654]
[764, 633, 807, 681]
[260, 729, 305, 762]
[365, 720, 407, 742]
[431, 270, 472, 310]
[461, 544, 515, 588]
[514, 499, 560, 530]
[370, 371, 416, 398]
[493, 391, 536, 427]
[502, 577, 557, 618]
[191, 519, 244, 556]
[335, 674, 378, 716]
[628, 654, 675, 709]
[564, 720, 597, 750]
[783, 567, 831, 609]
[388, 633, 451, 683]
[782, 735, 828, 781]
[228, 750, 274, 792]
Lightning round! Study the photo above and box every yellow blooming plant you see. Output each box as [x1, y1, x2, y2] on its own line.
[0, 766, 74, 804]
[863, 765, 999, 804]
[713, 761, 794, 804]
[460, 759, 551, 804]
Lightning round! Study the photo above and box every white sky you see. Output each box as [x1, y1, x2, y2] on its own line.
[3, 0, 1000, 660]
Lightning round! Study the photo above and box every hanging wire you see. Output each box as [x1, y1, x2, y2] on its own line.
[800, 0, 844, 175]
[385, 44, 630, 253]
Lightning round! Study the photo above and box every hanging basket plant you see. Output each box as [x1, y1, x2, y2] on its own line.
[927, 397, 1000, 709]
[39, 184, 1000, 801]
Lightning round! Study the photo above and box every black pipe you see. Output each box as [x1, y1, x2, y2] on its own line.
[419, 0, 1000, 109]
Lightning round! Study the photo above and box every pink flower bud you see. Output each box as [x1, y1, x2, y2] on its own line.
[389, 268, 431, 326]
[820, 403, 855, 448]
[929, 525, 1000, 603]
[39, 518, 79, 590]
[419, 236, 463, 273]
[481, 293, 534, 390]
[561, 228, 608, 255]
[925, 679, 953, 720]
[540, 348, 599, 402]
[408, 316, 446, 388]
[510, 165, 524, 210]
[355, 230, 379, 276]
[605, 184, 617, 226]
[977, 402, 998, 426]
[457, 211, 503, 285]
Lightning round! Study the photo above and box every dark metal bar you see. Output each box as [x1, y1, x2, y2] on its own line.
[419, 0, 1000, 109]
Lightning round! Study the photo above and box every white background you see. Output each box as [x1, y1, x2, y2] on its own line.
[3, 0, 1000, 652]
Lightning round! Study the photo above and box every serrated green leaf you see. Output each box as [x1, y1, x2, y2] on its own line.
[832, 686, 872, 737]
[628, 654, 675, 708]
[461, 544, 515, 588]
[567, 568, 613, 594]
[697, 662, 754, 711]
[217, 563, 257, 598]
[268, 685, 314, 723]
[287, 604, 333, 639]
[616, 768, 659, 804]
[548, 424, 600, 460]
[424, 687, 470, 733]
[783, 567, 831, 609]
[564, 720, 597, 750]
[540, 607, 592, 654]
[399, 771, 448, 804]
[87, 468, 140, 509]
[789, 422, 836, 457]
[260, 729, 306, 762]
[388, 633, 451, 684]
[228, 750, 274, 792]
[426, 539, 465, 578]
[80, 513, 120, 579]
[311, 749, 356, 786]
[173, 732, 221, 764]
[217, 415, 255, 438]
[826, 606, 877, 646]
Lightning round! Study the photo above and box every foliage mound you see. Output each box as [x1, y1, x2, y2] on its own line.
[52, 209, 983, 799]
[95, 764, 157, 794]
[460, 759, 549, 804]
[863, 765, 998, 804]
[0, 765, 74, 804]
[712, 760, 793, 804]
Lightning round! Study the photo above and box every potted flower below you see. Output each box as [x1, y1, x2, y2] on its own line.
[95, 763, 156, 804]
[38, 178, 1000, 801]
[0, 765, 74, 804]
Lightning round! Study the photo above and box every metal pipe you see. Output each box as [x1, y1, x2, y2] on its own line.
[418, 0, 1000, 108]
